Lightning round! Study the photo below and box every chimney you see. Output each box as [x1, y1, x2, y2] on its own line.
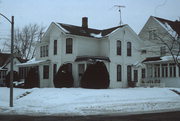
[82, 17, 88, 28]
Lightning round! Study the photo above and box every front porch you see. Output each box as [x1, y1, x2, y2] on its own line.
[142, 57, 180, 88]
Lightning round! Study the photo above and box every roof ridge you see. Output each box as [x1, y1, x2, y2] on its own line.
[57, 22, 125, 31]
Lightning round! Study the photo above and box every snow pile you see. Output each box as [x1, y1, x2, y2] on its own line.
[0, 87, 180, 116]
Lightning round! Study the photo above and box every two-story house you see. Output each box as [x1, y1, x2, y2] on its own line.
[139, 16, 180, 87]
[18, 17, 144, 88]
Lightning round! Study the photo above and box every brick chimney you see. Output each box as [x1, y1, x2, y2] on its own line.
[82, 17, 88, 28]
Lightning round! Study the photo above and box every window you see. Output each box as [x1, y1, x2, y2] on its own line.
[149, 29, 156, 40]
[147, 65, 153, 77]
[54, 40, 57, 55]
[127, 65, 132, 81]
[43, 65, 49, 79]
[66, 38, 73, 54]
[46, 45, 48, 57]
[53, 64, 57, 79]
[179, 66, 180, 77]
[160, 46, 166, 56]
[127, 42, 132, 56]
[162, 64, 168, 77]
[169, 63, 176, 77]
[134, 70, 138, 82]
[117, 65, 121, 81]
[40, 46, 42, 57]
[154, 64, 160, 77]
[142, 68, 146, 78]
[40, 45, 49, 57]
[117, 40, 121, 55]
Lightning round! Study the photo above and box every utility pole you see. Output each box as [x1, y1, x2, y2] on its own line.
[0, 13, 14, 107]
[10, 16, 14, 107]
[114, 5, 125, 26]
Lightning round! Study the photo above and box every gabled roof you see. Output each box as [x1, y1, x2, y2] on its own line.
[142, 56, 161, 63]
[153, 16, 180, 36]
[0, 53, 27, 67]
[55, 23, 126, 38]
[0, 53, 11, 67]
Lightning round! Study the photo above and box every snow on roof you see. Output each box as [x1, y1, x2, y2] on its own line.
[55, 22, 125, 38]
[54, 22, 70, 33]
[17, 58, 49, 66]
[154, 17, 180, 39]
[143, 55, 180, 63]
[90, 32, 102, 38]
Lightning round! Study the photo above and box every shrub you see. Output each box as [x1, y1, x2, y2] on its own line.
[5, 71, 19, 87]
[53, 64, 74, 88]
[128, 81, 136, 88]
[24, 67, 39, 88]
[81, 61, 110, 89]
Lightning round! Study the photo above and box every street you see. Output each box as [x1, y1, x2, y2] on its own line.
[0, 111, 180, 121]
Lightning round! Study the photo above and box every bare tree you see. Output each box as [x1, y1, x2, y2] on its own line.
[154, 22, 180, 67]
[5, 24, 45, 59]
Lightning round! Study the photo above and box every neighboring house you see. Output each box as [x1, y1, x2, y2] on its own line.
[0, 52, 26, 86]
[139, 16, 180, 87]
[18, 17, 144, 88]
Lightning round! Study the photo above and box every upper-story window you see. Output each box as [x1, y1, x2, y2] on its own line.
[66, 38, 73, 54]
[127, 42, 132, 56]
[148, 29, 156, 40]
[54, 40, 57, 55]
[40, 45, 49, 57]
[117, 40, 121, 55]
[160, 46, 166, 56]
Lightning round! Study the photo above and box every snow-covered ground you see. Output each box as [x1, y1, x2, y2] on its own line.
[0, 87, 180, 116]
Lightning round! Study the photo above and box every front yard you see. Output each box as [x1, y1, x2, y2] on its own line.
[0, 87, 180, 116]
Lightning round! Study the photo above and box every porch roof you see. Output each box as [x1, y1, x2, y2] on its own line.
[17, 58, 50, 67]
[75, 56, 111, 62]
[142, 56, 180, 64]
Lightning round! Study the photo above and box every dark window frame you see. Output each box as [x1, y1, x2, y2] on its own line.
[134, 70, 138, 82]
[142, 68, 146, 78]
[127, 42, 132, 56]
[117, 65, 122, 81]
[54, 40, 57, 55]
[43, 65, 49, 79]
[117, 40, 121, 56]
[127, 65, 132, 82]
[66, 38, 73, 54]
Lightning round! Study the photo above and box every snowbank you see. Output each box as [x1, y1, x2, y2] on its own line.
[0, 87, 180, 116]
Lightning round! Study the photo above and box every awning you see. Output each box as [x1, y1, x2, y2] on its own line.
[75, 56, 111, 62]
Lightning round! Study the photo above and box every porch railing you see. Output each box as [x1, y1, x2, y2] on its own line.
[140, 78, 165, 87]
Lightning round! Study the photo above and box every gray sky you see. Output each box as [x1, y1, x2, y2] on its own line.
[0, 0, 180, 51]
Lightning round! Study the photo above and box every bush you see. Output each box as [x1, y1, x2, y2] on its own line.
[81, 61, 110, 89]
[53, 64, 74, 88]
[128, 81, 136, 88]
[24, 67, 39, 88]
[5, 71, 19, 87]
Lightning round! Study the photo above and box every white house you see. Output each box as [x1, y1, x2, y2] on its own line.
[139, 16, 180, 88]
[18, 17, 144, 88]
[0, 52, 26, 86]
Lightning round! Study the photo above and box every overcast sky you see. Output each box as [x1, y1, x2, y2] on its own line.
[0, 0, 180, 51]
